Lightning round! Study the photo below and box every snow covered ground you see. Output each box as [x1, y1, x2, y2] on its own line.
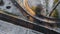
[0, 0, 60, 34]
[0, 0, 26, 19]
[0, 0, 44, 34]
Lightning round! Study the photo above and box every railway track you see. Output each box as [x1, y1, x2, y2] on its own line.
[0, 0, 60, 34]
[0, 10, 60, 34]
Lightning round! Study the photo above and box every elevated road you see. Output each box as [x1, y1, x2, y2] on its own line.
[0, 0, 59, 34]
[0, 11, 60, 34]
